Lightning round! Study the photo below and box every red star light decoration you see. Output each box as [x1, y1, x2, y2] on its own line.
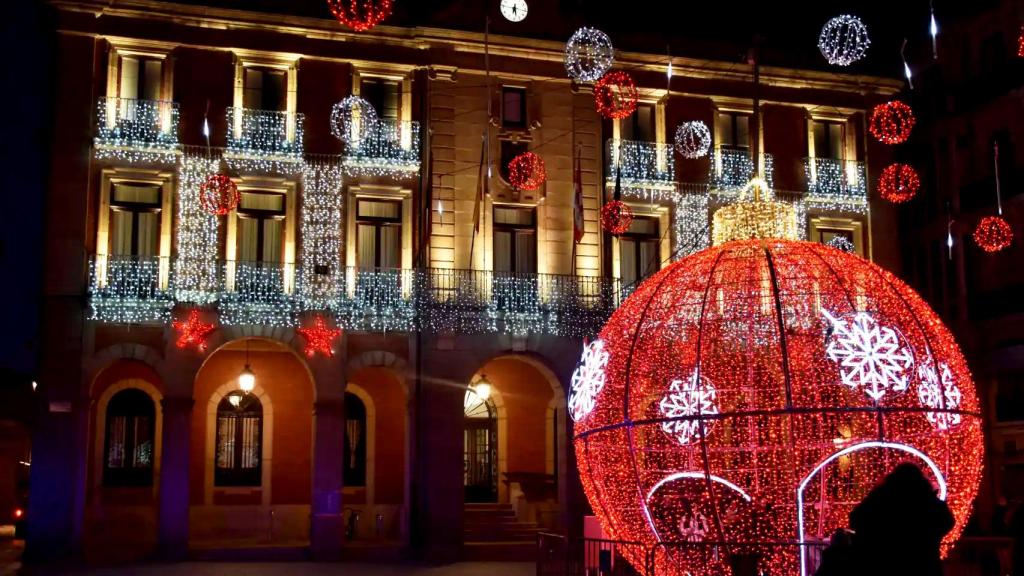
[297, 316, 342, 358]
[172, 309, 216, 352]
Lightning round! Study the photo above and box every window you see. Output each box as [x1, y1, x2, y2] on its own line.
[344, 392, 367, 488]
[215, 392, 263, 487]
[501, 86, 527, 129]
[716, 112, 750, 150]
[493, 207, 536, 274]
[118, 55, 162, 101]
[237, 192, 285, 264]
[812, 120, 845, 160]
[361, 78, 399, 120]
[620, 103, 656, 143]
[103, 389, 155, 487]
[243, 67, 286, 111]
[619, 216, 659, 288]
[356, 199, 402, 269]
[109, 183, 161, 257]
[499, 140, 529, 182]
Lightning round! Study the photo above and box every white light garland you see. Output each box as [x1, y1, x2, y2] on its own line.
[88, 255, 173, 323]
[825, 235, 856, 253]
[805, 157, 867, 200]
[95, 97, 179, 152]
[564, 27, 614, 83]
[298, 161, 345, 311]
[330, 96, 377, 144]
[568, 339, 609, 422]
[658, 369, 718, 445]
[174, 154, 221, 304]
[607, 139, 675, 194]
[819, 14, 871, 66]
[225, 107, 305, 171]
[219, 261, 298, 327]
[673, 121, 712, 159]
[341, 118, 421, 179]
[709, 149, 774, 191]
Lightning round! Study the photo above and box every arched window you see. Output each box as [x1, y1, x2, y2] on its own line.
[103, 388, 155, 487]
[215, 392, 263, 487]
[464, 389, 497, 502]
[344, 392, 367, 488]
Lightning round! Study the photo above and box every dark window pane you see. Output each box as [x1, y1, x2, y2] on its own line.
[215, 393, 263, 487]
[103, 389, 155, 487]
[344, 393, 367, 487]
[362, 78, 399, 119]
[502, 87, 527, 129]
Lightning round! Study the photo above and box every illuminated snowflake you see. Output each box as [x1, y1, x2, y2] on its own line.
[918, 361, 962, 430]
[659, 369, 718, 445]
[823, 310, 915, 401]
[679, 510, 710, 542]
[568, 339, 609, 422]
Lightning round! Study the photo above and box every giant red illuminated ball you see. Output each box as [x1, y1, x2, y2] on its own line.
[571, 239, 983, 576]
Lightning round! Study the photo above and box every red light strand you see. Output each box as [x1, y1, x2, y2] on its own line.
[326, 0, 393, 32]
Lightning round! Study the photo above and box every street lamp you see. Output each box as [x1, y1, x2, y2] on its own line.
[472, 375, 491, 401]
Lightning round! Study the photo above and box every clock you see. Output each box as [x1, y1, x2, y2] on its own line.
[500, 0, 527, 22]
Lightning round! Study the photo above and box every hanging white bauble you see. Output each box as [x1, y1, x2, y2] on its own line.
[673, 121, 712, 159]
[564, 27, 614, 83]
[818, 14, 871, 66]
[330, 95, 378, 144]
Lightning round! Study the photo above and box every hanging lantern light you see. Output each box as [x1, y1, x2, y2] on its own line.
[472, 375, 492, 401]
[238, 365, 256, 394]
[326, 0, 393, 32]
[199, 174, 240, 216]
[594, 71, 638, 120]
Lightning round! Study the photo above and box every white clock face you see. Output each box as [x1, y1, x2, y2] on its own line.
[500, 0, 528, 22]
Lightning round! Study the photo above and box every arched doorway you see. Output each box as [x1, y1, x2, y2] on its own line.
[463, 387, 497, 503]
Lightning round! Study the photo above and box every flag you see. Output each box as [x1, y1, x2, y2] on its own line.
[472, 136, 486, 235]
[573, 146, 585, 244]
[421, 152, 434, 266]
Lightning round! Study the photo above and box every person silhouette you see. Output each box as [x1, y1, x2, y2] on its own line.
[848, 462, 954, 576]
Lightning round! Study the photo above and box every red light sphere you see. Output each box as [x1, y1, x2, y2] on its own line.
[507, 152, 547, 191]
[594, 71, 639, 120]
[600, 200, 633, 235]
[973, 215, 1013, 252]
[571, 239, 983, 576]
[878, 163, 921, 203]
[326, 0, 393, 32]
[869, 101, 916, 145]
[199, 174, 240, 216]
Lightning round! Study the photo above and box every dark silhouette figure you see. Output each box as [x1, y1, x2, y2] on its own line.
[847, 462, 954, 576]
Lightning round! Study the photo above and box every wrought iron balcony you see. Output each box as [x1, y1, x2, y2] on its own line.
[94, 97, 179, 160]
[226, 107, 304, 164]
[88, 255, 173, 323]
[804, 157, 867, 200]
[708, 148, 774, 192]
[606, 139, 675, 194]
[340, 118, 421, 178]
[219, 260, 297, 326]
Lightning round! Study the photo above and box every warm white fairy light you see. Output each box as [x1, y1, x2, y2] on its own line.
[607, 139, 675, 195]
[341, 118, 421, 179]
[819, 15, 871, 66]
[174, 153, 221, 304]
[219, 261, 298, 326]
[564, 27, 614, 83]
[95, 97, 179, 151]
[709, 149, 774, 191]
[225, 107, 305, 170]
[298, 161, 345, 311]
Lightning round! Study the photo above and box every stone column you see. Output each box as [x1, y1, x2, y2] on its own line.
[158, 395, 194, 560]
[308, 353, 346, 560]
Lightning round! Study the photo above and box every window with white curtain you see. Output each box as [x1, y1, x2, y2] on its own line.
[356, 199, 402, 269]
[619, 216, 659, 288]
[110, 183, 161, 257]
[493, 206, 536, 274]
[243, 67, 287, 111]
[236, 192, 285, 265]
[118, 56, 162, 101]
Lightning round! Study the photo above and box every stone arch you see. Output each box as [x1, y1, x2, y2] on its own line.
[92, 377, 164, 496]
[348, 350, 409, 382]
[85, 343, 164, 389]
[208, 325, 301, 356]
[198, 336, 316, 402]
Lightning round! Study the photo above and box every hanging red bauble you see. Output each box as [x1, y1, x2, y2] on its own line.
[600, 200, 633, 235]
[973, 215, 1013, 252]
[869, 100, 916, 145]
[507, 152, 547, 191]
[297, 315, 342, 358]
[199, 174, 240, 216]
[594, 71, 638, 120]
[326, 0, 392, 32]
[172, 309, 216, 352]
[571, 239, 983, 576]
[878, 163, 921, 203]
[1018, 26, 1024, 58]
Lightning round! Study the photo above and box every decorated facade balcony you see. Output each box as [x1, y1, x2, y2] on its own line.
[804, 157, 867, 200]
[709, 148, 775, 191]
[219, 260, 297, 326]
[94, 97, 179, 161]
[606, 139, 675, 195]
[88, 255, 173, 323]
[340, 118, 421, 178]
[226, 107, 304, 167]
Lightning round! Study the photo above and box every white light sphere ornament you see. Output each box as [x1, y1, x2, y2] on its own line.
[819, 14, 871, 66]
[674, 121, 712, 159]
[564, 27, 614, 83]
[330, 95, 377, 144]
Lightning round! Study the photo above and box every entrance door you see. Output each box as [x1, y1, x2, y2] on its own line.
[464, 390, 497, 503]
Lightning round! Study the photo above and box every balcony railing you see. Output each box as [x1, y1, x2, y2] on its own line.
[341, 118, 421, 178]
[606, 139, 675, 193]
[95, 97, 179, 158]
[87, 258, 619, 338]
[709, 148, 774, 191]
[226, 107, 304, 162]
[88, 255, 173, 323]
[804, 157, 867, 200]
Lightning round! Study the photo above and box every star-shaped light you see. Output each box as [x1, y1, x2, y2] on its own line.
[172, 309, 216, 352]
[297, 316, 341, 358]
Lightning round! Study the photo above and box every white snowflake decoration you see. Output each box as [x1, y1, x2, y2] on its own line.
[679, 510, 710, 542]
[823, 310, 915, 401]
[658, 369, 718, 445]
[918, 361, 962, 430]
[568, 339, 610, 422]
[819, 15, 871, 66]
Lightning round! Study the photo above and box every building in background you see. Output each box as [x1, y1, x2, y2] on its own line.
[905, 0, 1024, 527]
[31, 0, 903, 563]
